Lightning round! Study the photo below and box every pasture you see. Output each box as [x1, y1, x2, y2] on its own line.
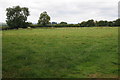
[2, 27, 118, 78]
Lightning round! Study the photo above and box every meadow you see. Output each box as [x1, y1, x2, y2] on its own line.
[2, 27, 118, 78]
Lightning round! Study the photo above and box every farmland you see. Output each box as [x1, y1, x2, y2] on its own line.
[2, 27, 118, 78]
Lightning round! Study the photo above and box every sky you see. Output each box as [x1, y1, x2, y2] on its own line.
[0, 0, 119, 23]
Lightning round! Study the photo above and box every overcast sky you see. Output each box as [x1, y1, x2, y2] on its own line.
[0, 0, 119, 23]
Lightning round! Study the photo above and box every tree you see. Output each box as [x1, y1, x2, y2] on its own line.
[38, 11, 50, 26]
[96, 20, 108, 26]
[60, 22, 67, 24]
[108, 21, 114, 26]
[79, 21, 87, 27]
[79, 20, 95, 27]
[114, 18, 120, 26]
[86, 19, 95, 27]
[6, 6, 30, 28]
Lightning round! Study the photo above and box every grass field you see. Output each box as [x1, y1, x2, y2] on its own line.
[2, 27, 118, 78]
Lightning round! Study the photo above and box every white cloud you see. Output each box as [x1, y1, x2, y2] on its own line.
[0, 0, 119, 23]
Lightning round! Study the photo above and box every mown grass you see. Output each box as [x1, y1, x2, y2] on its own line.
[2, 27, 118, 78]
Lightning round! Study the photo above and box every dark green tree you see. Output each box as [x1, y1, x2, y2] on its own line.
[6, 6, 30, 28]
[38, 11, 50, 26]
[79, 20, 95, 27]
[108, 21, 114, 26]
[114, 18, 120, 26]
[60, 22, 67, 24]
[96, 20, 108, 26]
[79, 21, 87, 27]
[86, 19, 95, 27]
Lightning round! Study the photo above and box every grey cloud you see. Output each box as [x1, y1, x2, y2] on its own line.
[0, 0, 118, 23]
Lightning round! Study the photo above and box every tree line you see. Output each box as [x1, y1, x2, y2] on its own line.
[4, 6, 120, 30]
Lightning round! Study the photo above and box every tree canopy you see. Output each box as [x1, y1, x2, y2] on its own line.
[6, 6, 30, 28]
[38, 11, 50, 26]
[60, 22, 67, 24]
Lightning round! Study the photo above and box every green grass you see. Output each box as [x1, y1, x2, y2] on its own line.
[2, 27, 118, 78]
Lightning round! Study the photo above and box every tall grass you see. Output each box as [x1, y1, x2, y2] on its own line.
[2, 27, 118, 78]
